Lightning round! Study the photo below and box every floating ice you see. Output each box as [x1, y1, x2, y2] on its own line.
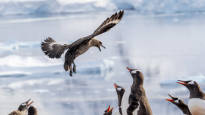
[0, 55, 61, 67]
[0, 0, 205, 16]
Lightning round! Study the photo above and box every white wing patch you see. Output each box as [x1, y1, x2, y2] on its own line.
[103, 19, 120, 27]
[48, 42, 57, 50]
[41, 37, 69, 58]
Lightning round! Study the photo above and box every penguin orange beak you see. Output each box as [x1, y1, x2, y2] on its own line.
[127, 67, 138, 72]
[176, 80, 187, 85]
[126, 67, 132, 71]
[25, 99, 34, 107]
[27, 101, 34, 107]
[166, 98, 174, 102]
[106, 105, 113, 112]
[110, 107, 113, 112]
[114, 83, 118, 88]
[107, 105, 111, 112]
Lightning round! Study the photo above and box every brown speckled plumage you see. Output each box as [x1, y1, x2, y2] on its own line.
[41, 10, 124, 76]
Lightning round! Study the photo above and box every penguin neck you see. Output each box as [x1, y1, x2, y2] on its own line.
[117, 90, 124, 106]
[183, 110, 192, 115]
[131, 79, 144, 95]
[133, 78, 143, 87]
[189, 87, 204, 99]
[179, 105, 191, 115]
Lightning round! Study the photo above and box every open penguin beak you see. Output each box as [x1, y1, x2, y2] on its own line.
[176, 80, 188, 86]
[106, 105, 113, 113]
[25, 99, 34, 107]
[166, 94, 176, 102]
[166, 98, 174, 102]
[127, 67, 132, 72]
[126, 67, 137, 72]
[114, 83, 118, 89]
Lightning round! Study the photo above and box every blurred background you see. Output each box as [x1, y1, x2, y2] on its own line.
[0, 0, 205, 114]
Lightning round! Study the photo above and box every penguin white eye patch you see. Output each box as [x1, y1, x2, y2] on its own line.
[117, 87, 122, 91]
[175, 99, 179, 103]
[21, 103, 26, 106]
[189, 80, 195, 85]
[131, 70, 139, 74]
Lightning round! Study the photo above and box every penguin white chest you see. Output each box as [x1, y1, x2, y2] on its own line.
[188, 98, 205, 115]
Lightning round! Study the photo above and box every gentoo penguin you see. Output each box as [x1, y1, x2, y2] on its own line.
[114, 83, 125, 115]
[103, 105, 113, 115]
[41, 10, 124, 76]
[126, 67, 152, 115]
[9, 99, 34, 115]
[177, 80, 205, 115]
[166, 94, 192, 115]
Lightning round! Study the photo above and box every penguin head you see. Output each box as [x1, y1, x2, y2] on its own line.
[18, 99, 34, 112]
[103, 105, 113, 115]
[127, 67, 144, 84]
[166, 94, 190, 114]
[166, 94, 186, 106]
[177, 80, 199, 92]
[114, 83, 125, 99]
[114, 83, 125, 93]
